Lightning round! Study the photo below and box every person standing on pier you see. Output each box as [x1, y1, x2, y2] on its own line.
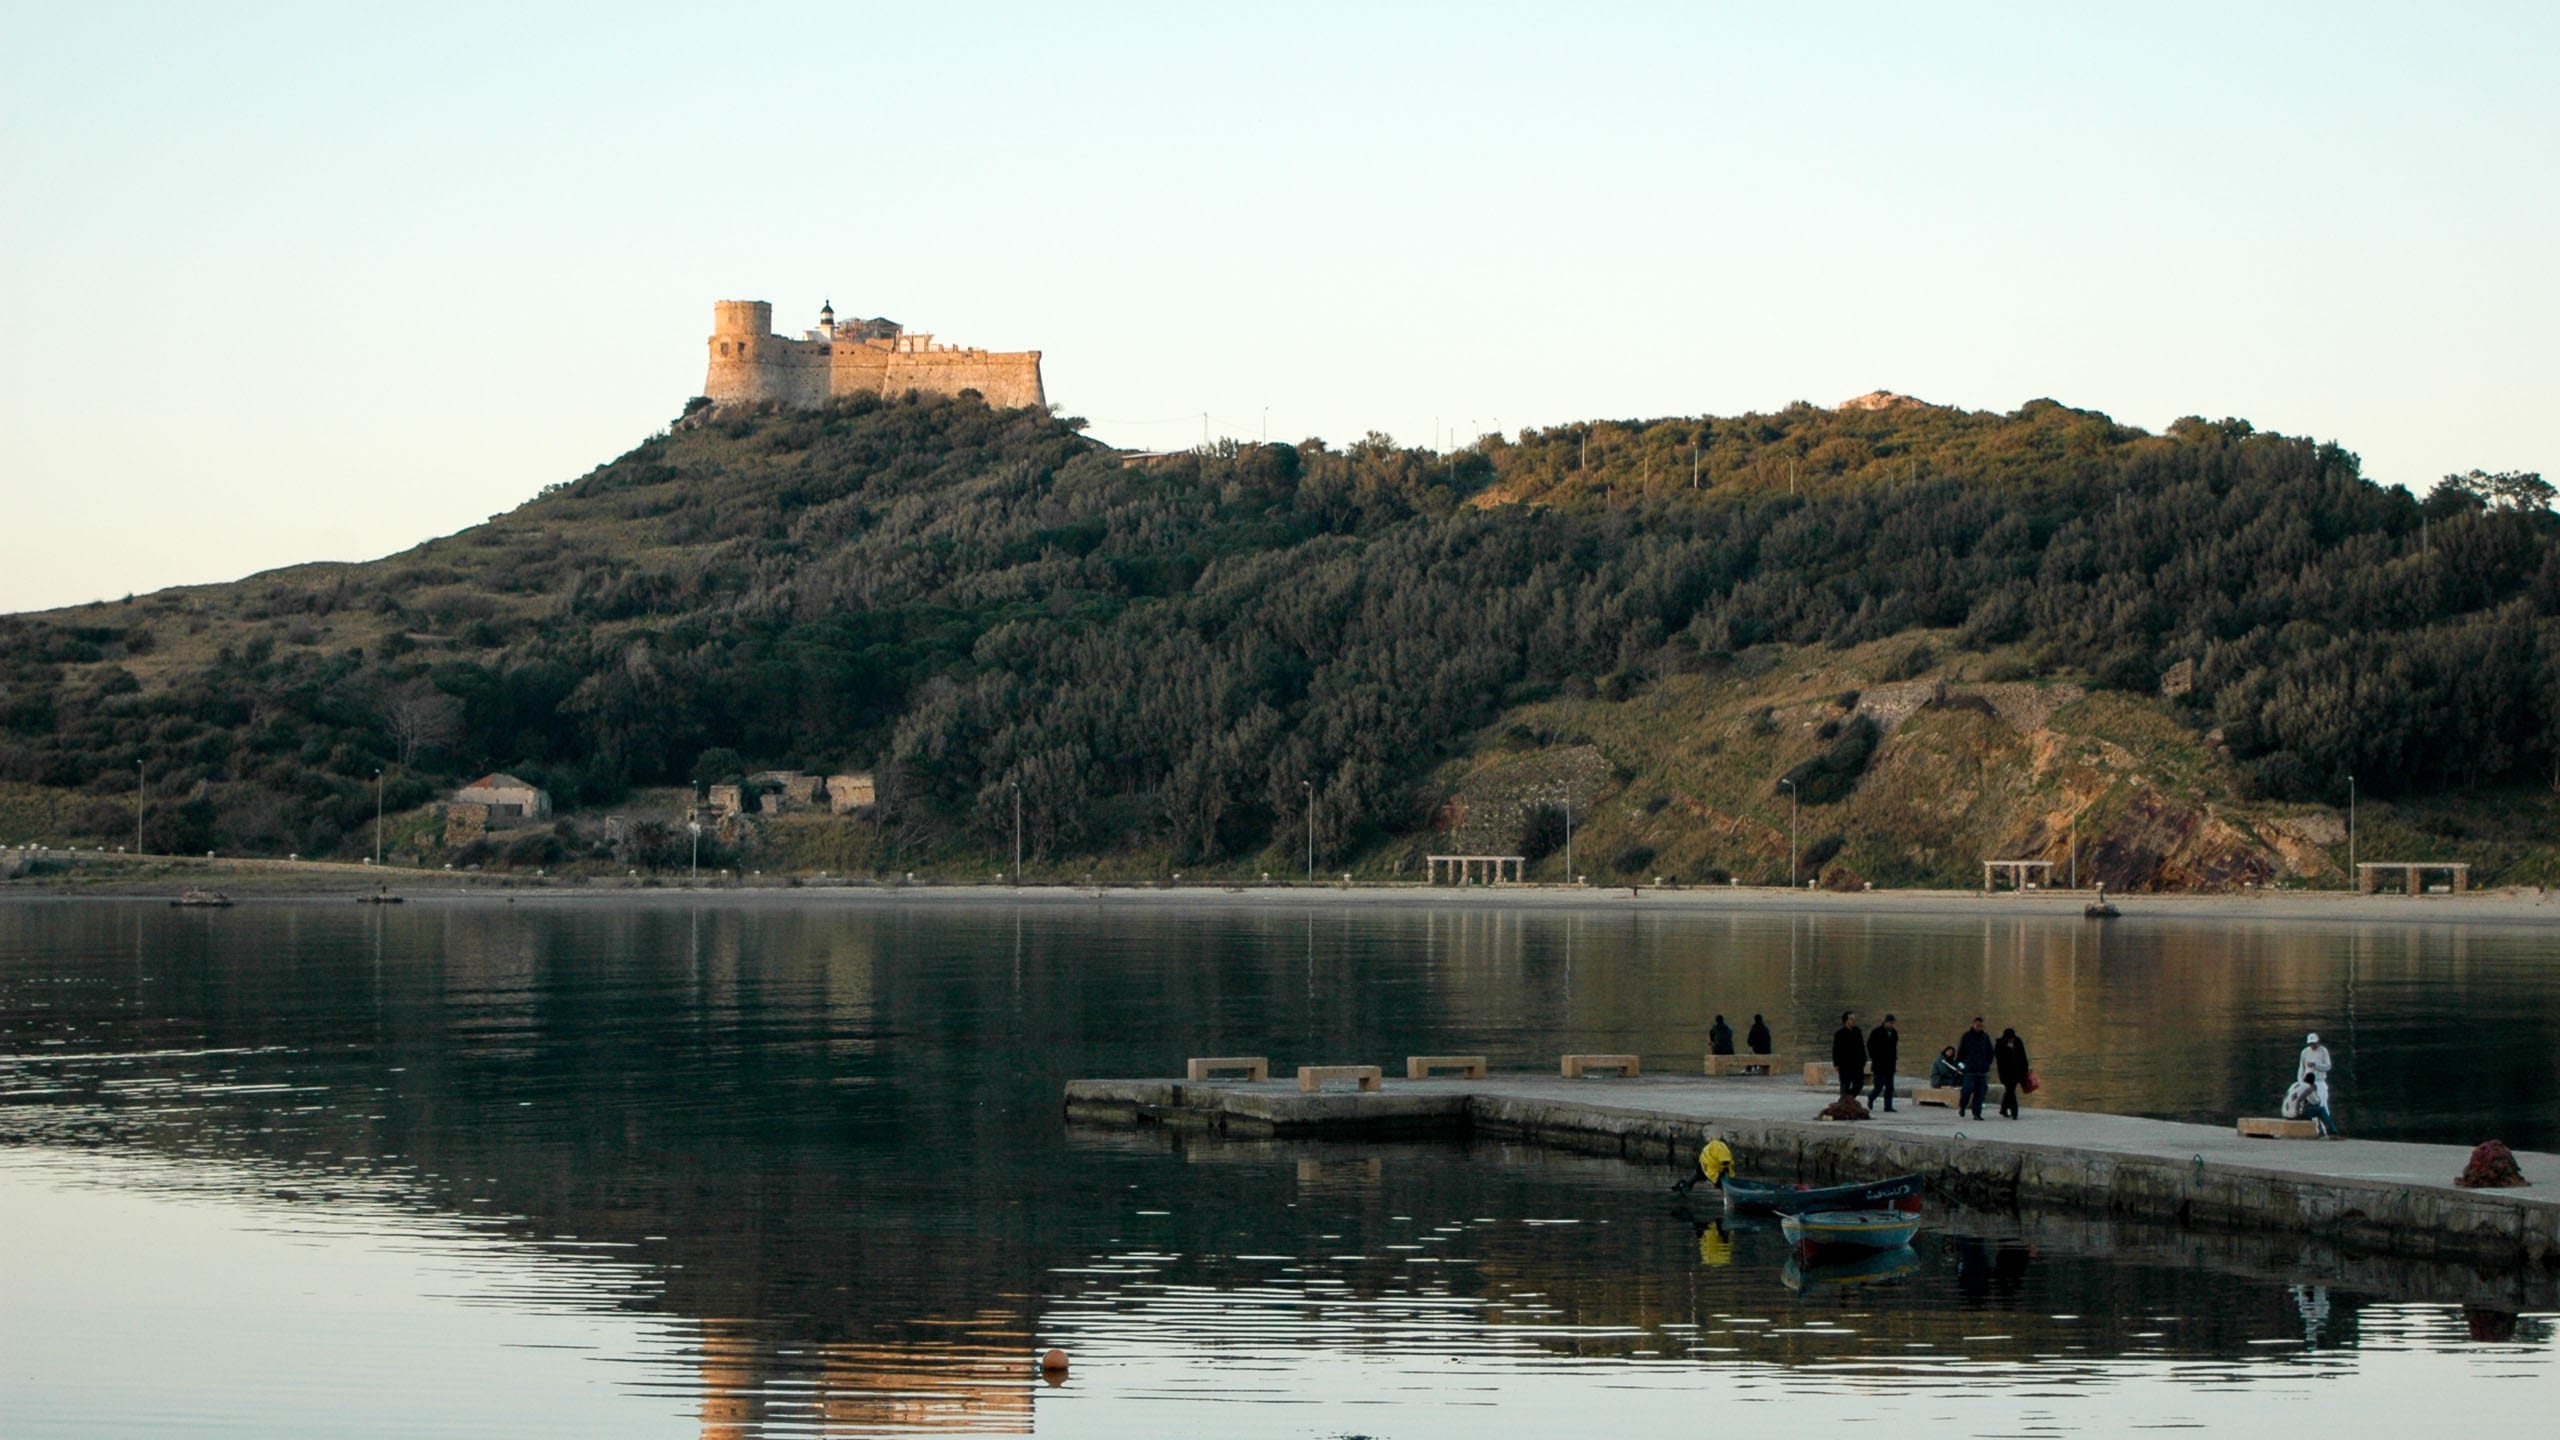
[1747, 1014, 1773, 1055]
[1956, 1017, 1995, 1120]
[1831, 1011, 1867, 1100]
[1995, 1026, 2032, 1119]
[1709, 1015, 1735, 1055]
[1866, 1013, 1901, 1112]
[2299, 1032, 2332, 1088]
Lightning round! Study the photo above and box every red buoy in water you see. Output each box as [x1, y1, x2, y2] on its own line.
[1040, 1348, 1069, 1376]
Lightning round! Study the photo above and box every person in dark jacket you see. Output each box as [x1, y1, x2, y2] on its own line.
[1865, 1013, 1901, 1112]
[1708, 1014, 1735, 1055]
[1746, 1015, 1772, 1055]
[1955, 1017, 1995, 1120]
[1994, 1026, 2032, 1119]
[1830, 1011, 1866, 1100]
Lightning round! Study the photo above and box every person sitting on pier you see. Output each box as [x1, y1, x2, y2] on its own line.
[2281, 1070, 2336, 1136]
[1931, 1045, 1963, 1090]
[1709, 1014, 1735, 1055]
[2309, 1068, 2342, 1137]
[1747, 1014, 1773, 1055]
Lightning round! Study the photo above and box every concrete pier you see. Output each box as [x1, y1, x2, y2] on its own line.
[1064, 1072, 2560, 1271]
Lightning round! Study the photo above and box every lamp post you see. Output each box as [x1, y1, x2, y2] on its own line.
[135, 760, 145, 857]
[1780, 778, 1799, 888]
[1011, 781, 1022, 885]
[373, 767, 385, 866]
[2347, 773, 2356, 889]
[1546, 789, 1566, 881]
[688, 821, 701, 882]
[1302, 780, 1314, 883]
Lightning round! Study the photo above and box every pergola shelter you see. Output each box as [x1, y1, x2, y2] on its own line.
[1983, 859, 2054, 892]
[1428, 854, 1525, 885]
[2357, 861, 2470, 895]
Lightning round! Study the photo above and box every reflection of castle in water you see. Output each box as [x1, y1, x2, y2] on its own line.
[696, 1316, 1033, 1437]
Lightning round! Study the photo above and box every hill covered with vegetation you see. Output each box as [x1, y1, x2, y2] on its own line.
[4, 390, 2553, 888]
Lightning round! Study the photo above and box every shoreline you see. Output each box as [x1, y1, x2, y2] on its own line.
[6, 861, 2559, 926]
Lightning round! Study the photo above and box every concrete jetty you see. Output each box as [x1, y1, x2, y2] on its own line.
[1064, 1072, 2560, 1271]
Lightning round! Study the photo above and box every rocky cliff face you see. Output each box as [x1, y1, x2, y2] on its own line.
[1427, 652, 2347, 893]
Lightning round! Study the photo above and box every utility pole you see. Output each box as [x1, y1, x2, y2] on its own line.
[373, 767, 384, 866]
[1011, 781, 1023, 885]
[1546, 789, 1566, 881]
[1780, 778, 1799, 887]
[1692, 446, 1700, 489]
[135, 760, 145, 856]
[1302, 780, 1314, 882]
[2069, 813, 2077, 889]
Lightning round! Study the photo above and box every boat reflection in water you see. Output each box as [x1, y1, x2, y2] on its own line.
[1782, 1244, 1923, 1294]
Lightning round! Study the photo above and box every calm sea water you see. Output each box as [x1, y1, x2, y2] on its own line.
[2, 896, 2556, 1437]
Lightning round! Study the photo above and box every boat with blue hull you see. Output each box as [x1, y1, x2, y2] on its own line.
[1779, 1208, 1924, 1254]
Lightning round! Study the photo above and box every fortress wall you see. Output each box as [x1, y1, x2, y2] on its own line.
[705, 332, 833, 406]
[833, 348, 1045, 410]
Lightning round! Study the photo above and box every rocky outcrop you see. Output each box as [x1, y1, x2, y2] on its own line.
[1837, 389, 1931, 411]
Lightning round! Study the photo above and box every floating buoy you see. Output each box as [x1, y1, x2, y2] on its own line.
[1040, 1348, 1069, 1376]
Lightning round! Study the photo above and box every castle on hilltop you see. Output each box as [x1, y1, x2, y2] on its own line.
[703, 300, 1044, 411]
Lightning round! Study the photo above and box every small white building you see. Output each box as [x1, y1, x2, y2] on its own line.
[452, 773, 551, 824]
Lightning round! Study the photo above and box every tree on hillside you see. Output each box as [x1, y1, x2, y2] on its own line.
[2439, 469, 2554, 512]
[380, 679, 461, 766]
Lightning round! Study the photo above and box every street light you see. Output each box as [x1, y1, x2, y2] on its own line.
[2347, 773, 2356, 889]
[1300, 778, 1320, 881]
[1011, 781, 1023, 886]
[688, 821, 701, 882]
[373, 767, 385, 867]
[1563, 793, 1573, 882]
[1780, 778, 1799, 888]
[134, 760, 145, 857]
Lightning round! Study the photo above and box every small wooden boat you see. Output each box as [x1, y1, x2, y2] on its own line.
[2084, 901, 2120, 919]
[171, 888, 233, 908]
[1780, 1209, 1922, 1254]
[1720, 1172, 1922, 1216]
[1781, 1244, 1921, 1293]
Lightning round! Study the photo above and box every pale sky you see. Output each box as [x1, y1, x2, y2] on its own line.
[4, 3, 2553, 614]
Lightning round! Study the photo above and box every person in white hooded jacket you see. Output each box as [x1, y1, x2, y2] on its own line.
[2299, 1032, 2333, 1082]
[2298, 1032, 2334, 1113]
